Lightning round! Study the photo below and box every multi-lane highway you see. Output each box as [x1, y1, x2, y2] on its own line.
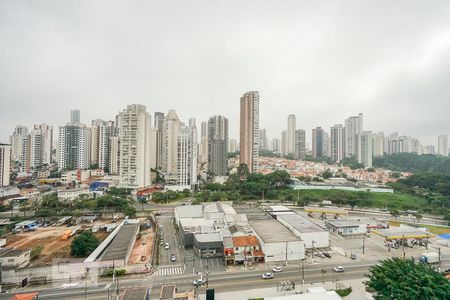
[6, 257, 449, 300]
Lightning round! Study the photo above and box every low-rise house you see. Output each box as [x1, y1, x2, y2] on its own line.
[0, 248, 31, 268]
[231, 235, 264, 264]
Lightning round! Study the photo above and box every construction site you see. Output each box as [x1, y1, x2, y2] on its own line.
[2, 216, 156, 284]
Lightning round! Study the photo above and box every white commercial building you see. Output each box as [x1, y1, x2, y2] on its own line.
[0, 144, 12, 187]
[117, 104, 152, 188]
[325, 219, 371, 236]
[276, 213, 329, 249]
[250, 220, 305, 263]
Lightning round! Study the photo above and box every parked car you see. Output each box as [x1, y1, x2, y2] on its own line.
[272, 266, 283, 273]
[193, 278, 207, 287]
[334, 266, 345, 272]
[171, 254, 176, 262]
[315, 252, 325, 258]
[262, 272, 274, 279]
[164, 242, 170, 250]
[323, 252, 331, 258]
[351, 253, 356, 260]
[160, 240, 164, 245]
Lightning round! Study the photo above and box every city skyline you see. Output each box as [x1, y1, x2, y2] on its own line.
[1, 1, 450, 145]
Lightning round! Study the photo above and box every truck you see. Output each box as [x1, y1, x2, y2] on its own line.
[419, 252, 439, 264]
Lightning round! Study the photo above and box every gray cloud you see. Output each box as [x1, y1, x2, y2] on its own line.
[1, 0, 450, 145]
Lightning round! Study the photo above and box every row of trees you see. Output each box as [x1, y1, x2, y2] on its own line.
[33, 188, 136, 218]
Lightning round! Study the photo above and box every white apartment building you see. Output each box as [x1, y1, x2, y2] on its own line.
[90, 120, 115, 170]
[344, 113, 363, 157]
[438, 135, 449, 156]
[286, 115, 296, 155]
[357, 131, 373, 168]
[117, 104, 152, 188]
[33, 124, 53, 165]
[9, 125, 28, 161]
[330, 124, 345, 162]
[0, 144, 11, 187]
[162, 110, 198, 190]
[109, 136, 120, 175]
[58, 124, 91, 170]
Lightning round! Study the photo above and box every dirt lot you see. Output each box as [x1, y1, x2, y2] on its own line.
[128, 227, 155, 265]
[6, 227, 109, 267]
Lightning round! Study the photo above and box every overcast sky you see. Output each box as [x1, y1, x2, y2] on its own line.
[1, 1, 450, 146]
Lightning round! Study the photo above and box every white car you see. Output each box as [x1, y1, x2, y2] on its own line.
[164, 242, 170, 250]
[171, 254, 176, 262]
[193, 278, 207, 287]
[272, 266, 283, 273]
[334, 266, 345, 272]
[262, 272, 274, 279]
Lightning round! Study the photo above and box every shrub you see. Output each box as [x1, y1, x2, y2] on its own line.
[336, 287, 352, 297]
[31, 245, 44, 260]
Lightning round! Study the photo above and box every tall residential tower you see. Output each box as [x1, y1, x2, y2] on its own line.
[239, 91, 259, 173]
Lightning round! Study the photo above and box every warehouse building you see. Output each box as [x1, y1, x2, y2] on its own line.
[250, 220, 305, 263]
[277, 213, 329, 248]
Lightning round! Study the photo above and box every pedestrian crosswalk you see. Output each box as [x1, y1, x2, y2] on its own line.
[155, 267, 184, 277]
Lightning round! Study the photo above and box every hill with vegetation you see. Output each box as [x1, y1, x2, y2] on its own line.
[374, 153, 450, 175]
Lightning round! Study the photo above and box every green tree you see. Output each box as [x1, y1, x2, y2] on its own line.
[71, 232, 100, 257]
[123, 205, 137, 217]
[365, 258, 450, 299]
[237, 164, 250, 180]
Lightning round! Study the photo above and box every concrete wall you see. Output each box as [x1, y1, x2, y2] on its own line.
[261, 241, 305, 263]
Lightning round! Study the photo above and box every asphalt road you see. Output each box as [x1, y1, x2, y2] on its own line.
[156, 215, 182, 267]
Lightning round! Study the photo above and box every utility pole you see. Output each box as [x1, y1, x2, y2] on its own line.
[311, 240, 316, 264]
[402, 234, 405, 259]
[116, 274, 120, 300]
[362, 236, 365, 260]
[301, 259, 305, 285]
[438, 247, 441, 268]
[285, 241, 288, 266]
[206, 255, 209, 288]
